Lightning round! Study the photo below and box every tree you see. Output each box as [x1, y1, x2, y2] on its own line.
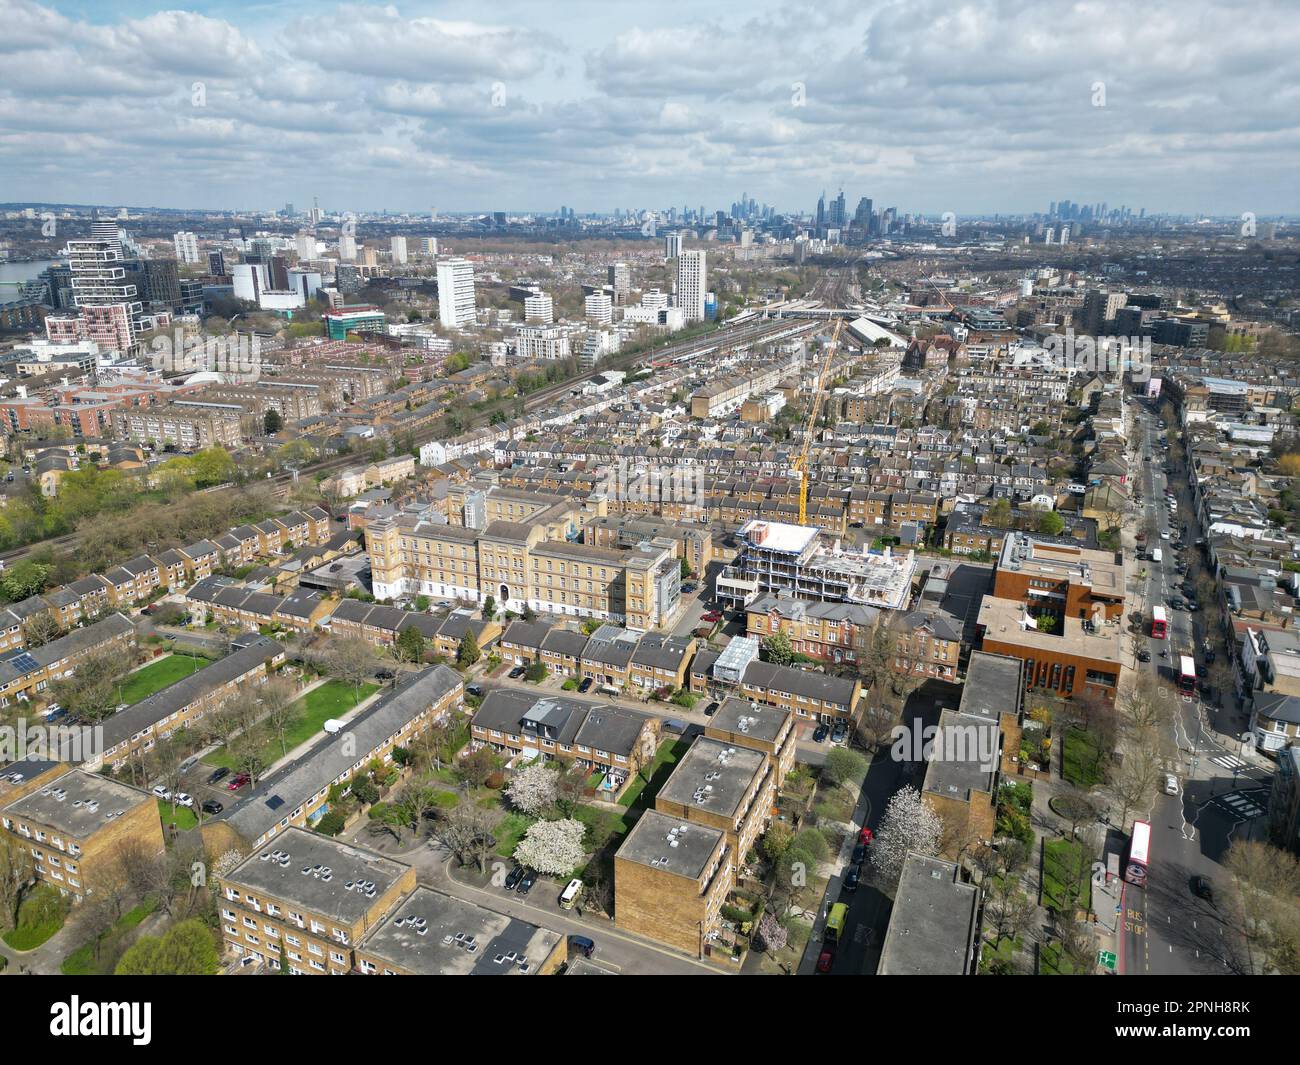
[753, 912, 788, 952]
[114, 918, 219, 975]
[0, 559, 51, 602]
[257, 676, 299, 759]
[868, 786, 943, 893]
[430, 803, 498, 873]
[679, 557, 692, 579]
[21, 609, 62, 648]
[50, 649, 123, 723]
[504, 762, 560, 816]
[318, 636, 379, 699]
[822, 747, 868, 788]
[1105, 732, 1163, 828]
[0, 834, 35, 930]
[762, 631, 795, 666]
[457, 629, 481, 668]
[396, 626, 426, 665]
[524, 661, 547, 683]
[263, 409, 284, 436]
[855, 699, 901, 752]
[1037, 509, 1065, 536]
[457, 747, 495, 788]
[1226, 840, 1300, 974]
[985, 880, 1036, 947]
[513, 818, 586, 876]
[482, 594, 496, 620]
[1054, 785, 1101, 839]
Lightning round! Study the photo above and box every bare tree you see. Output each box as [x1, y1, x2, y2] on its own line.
[258, 676, 301, 759]
[318, 637, 380, 700]
[21, 610, 62, 648]
[1105, 733, 1163, 829]
[429, 803, 498, 874]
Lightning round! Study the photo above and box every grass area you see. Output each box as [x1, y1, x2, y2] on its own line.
[493, 811, 536, 858]
[619, 739, 689, 808]
[206, 680, 379, 770]
[157, 799, 198, 831]
[980, 936, 1023, 974]
[1041, 941, 1087, 975]
[61, 898, 157, 976]
[1061, 727, 1106, 788]
[2, 894, 67, 952]
[1043, 838, 1093, 914]
[430, 789, 459, 809]
[116, 653, 209, 705]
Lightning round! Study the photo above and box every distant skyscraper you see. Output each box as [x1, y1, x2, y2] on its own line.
[608, 262, 630, 305]
[676, 249, 706, 323]
[436, 257, 477, 328]
[390, 235, 408, 264]
[172, 230, 200, 264]
[295, 232, 316, 260]
[585, 292, 613, 325]
[664, 232, 682, 260]
[523, 292, 554, 324]
[49, 221, 144, 351]
[207, 250, 226, 276]
[339, 232, 357, 261]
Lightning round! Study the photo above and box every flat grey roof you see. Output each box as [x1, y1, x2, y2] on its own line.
[708, 696, 790, 745]
[616, 809, 724, 880]
[222, 827, 410, 925]
[959, 650, 1023, 722]
[2, 768, 151, 838]
[877, 853, 978, 975]
[922, 709, 1000, 800]
[357, 886, 561, 975]
[657, 736, 766, 821]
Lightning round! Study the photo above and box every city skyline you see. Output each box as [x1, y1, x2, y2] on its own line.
[2, 0, 1298, 216]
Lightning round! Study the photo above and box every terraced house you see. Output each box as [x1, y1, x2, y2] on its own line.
[204, 665, 463, 852]
[90, 635, 286, 771]
[0, 612, 135, 708]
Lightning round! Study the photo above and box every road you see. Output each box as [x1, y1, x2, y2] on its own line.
[1118, 398, 1266, 975]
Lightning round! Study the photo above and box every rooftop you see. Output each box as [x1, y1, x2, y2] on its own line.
[977, 595, 1122, 666]
[357, 886, 562, 975]
[221, 828, 410, 925]
[2, 768, 152, 838]
[616, 809, 724, 880]
[657, 736, 767, 820]
[877, 853, 979, 976]
[708, 696, 791, 745]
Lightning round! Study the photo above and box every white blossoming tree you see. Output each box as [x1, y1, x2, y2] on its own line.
[868, 785, 943, 893]
[504, 762, 561, 816]
[513, 818, 586, 876]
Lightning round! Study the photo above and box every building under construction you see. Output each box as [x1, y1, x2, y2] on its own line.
[717, 519, 916, 611]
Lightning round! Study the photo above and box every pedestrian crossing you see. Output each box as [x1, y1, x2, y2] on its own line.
[1213, 790, 1267, 821]
[1211, 755, 1247, 771]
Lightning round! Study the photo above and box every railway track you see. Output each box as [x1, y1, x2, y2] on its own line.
[1, 317, 795, 571]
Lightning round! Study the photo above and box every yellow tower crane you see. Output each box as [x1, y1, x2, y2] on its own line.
[793, 316, 845, 525]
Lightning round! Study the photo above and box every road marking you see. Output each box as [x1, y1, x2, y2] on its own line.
[1211, 755, 1246, 770]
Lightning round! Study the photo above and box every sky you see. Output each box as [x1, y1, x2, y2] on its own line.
[1, 0, 1298, 217]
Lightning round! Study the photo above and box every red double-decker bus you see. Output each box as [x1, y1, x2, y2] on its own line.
[1179, 655, 1197, 698]
[1125, 820, 1151, 887]
[1150, 606, 1168, 640]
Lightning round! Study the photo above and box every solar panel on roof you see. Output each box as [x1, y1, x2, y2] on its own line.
[265, 796, 285, 810]
[7, 652, 39, 673]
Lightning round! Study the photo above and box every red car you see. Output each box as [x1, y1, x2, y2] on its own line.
[859, 827, 874, 845]
[227, 773, 251, 791]
[701, 611, 722, 623]
[817, 946, 835, 973]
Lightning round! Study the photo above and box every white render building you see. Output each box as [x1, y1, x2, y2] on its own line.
[437, 256, 477, 328]
[676, 250, 706, 322]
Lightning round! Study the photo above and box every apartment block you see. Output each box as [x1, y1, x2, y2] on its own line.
[216, 828, 416, 974]
[0, 612, 135, 708]
[1, 768, 165, 902]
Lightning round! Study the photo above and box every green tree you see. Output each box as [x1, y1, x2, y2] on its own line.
[396, 626, 426, 664]
[263, 409, 284, 435]
[1037, 509, 1066, 536]
[1, 559, 51, 602]
[762, 631, 795, 666]
[679, 557, 692, 579]
[457, 630, 481, 668]
[114, 918, 219, 975]
[482, 594, 496, 620]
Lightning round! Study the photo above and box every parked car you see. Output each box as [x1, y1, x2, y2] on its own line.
[817, 945, 836, 973]
[207, 766, 230, 785]
[704, 701, 719, 717]
[508, 665, 526, 679]
[1137, 649, 1151, 663]
[504, 865, 526, 891]
[568, 935, 595, 959]
[517, 868, 537, 895]
[859, 827, 874, 845]
[812, 723, 830, 743]
[578, 677, 593, 693]
[201, 799, 223, 815]
[1164, 774, 1179, 795]
[1191, 875, 1214, 902]
[151, 785, 171, 801]
[830, 721, 848, 744]
[172, 792, 193, 808]
[843, 864, 862, 893]
[701, 611, 722, 623]
[851, 843, 867, 865]
[466, 684, 484, 698]
[227, 773, 251, 791]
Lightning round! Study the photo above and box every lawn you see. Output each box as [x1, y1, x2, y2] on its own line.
[206, 680, 379, 770]
[1042, 838, 1093, 914]
[493, 812, 536, 858]
[619, 739, 689, 808]
[157, 800, 198, 831]
[116, 654, 209, 705]
[2, 904, 66, 951]
[1061, 727, 1106, 788]
[61, 898, 157, 976]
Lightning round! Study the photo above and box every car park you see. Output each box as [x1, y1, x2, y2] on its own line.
[812, 723, 830, 743]
[517, 868, 537, 895]
[207, 766, 230, 785]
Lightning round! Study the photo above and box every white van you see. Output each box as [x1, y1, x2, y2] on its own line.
[1151, 548, 1163, 564]
[559, 878, 583, 910]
